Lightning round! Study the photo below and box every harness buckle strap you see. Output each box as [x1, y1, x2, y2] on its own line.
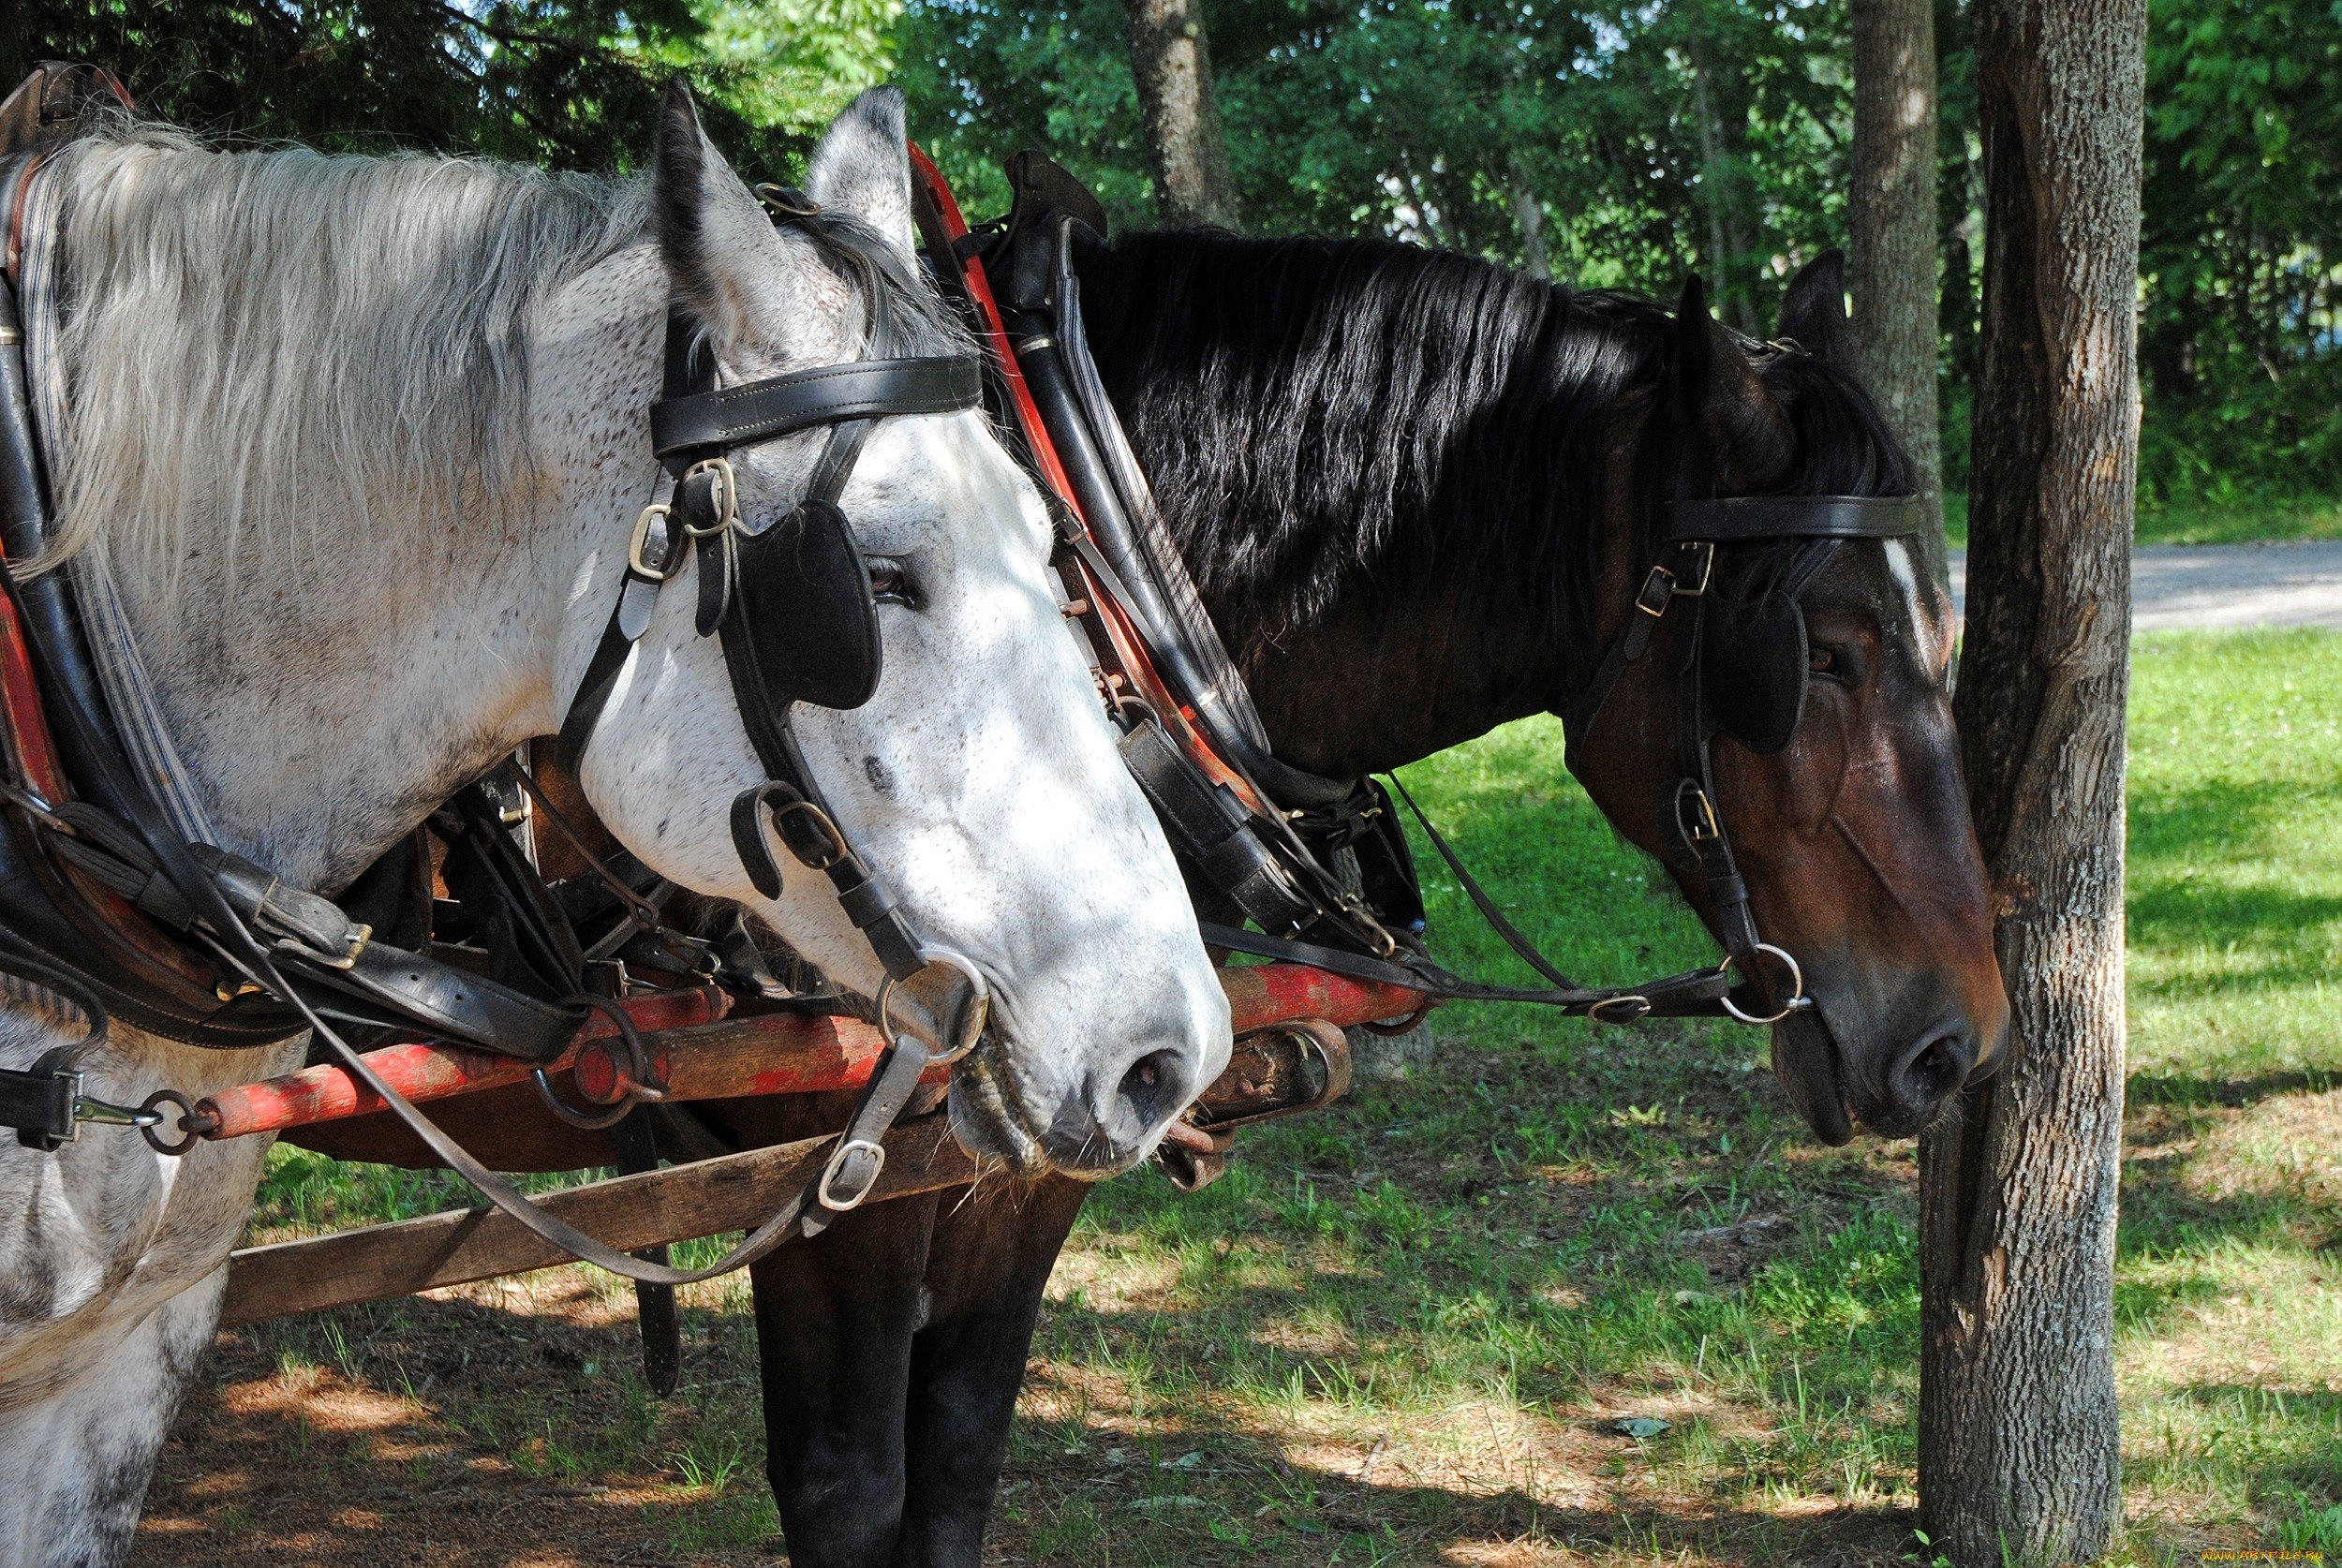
[1671, 540, 1714, 597]
[1634, 564, 1677, 617]
[817, 1136, 888, 1210]
[628, 502, 689, 582]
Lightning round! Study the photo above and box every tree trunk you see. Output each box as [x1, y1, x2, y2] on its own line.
[1121, 0, 1239, 229]
[1849, 0, 1946, 584]
[1920, 0, 2145, 1561]
[1512, 163, 1551, 280]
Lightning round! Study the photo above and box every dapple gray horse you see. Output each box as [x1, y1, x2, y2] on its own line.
[0, 85, 1227, 1564]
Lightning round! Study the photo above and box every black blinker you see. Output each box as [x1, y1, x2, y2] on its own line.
[1703, 589, 1807, 755]
[731, 499, 883, 711]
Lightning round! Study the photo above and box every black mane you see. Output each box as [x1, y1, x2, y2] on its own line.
[1071, 229, 1912, 656]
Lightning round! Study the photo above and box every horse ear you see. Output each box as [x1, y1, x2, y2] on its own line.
[1675, 274, 1794, 489]
[804, 87, 918, 268]
[651, 79, 779, 348]
[1777, 249, 1852, 365]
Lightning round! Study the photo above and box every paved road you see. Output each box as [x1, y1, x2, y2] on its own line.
[1948, 540, 2342, 630]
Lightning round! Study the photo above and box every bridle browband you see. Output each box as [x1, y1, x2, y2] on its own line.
[1564, 418, 1923, 1024]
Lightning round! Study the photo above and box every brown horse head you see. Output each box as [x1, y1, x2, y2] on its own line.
[1568, 255, 2007, 1143]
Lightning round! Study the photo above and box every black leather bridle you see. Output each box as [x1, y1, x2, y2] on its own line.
[555, 195, 991, 1222]
[1563, 426, 1922, 1024]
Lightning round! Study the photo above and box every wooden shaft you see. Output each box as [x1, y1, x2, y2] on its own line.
[196, 985, 730, 1140]
[201, 964, 1434, 1138]
[216, 1117, 974, 1327]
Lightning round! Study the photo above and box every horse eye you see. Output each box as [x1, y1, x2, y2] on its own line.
[867, 558, 916, 607]
[1808, 644, 1843, 680]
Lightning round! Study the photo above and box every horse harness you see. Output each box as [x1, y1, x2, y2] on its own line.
[908, 152, 1925, 1030]
[0, 100, 987, 1271]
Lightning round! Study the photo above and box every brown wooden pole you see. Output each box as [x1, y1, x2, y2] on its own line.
[1918, 0, 2146, 1558]
[216, 1119, 976, 1328]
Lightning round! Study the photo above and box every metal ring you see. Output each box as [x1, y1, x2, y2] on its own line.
[139, 1088, 215, 1156]
[534, 996, 663, 1129]
[875, 948, 991, 1064]
[1718, 943, 1809, 1027]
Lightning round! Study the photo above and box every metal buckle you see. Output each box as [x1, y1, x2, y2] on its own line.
[628, 502, 689, 581]
[1674, 540, 1714, 597]
[1635, 565, 1677, 617]
[679, 458, 741, 539]
[770, 798, 852, 871]
[274, 922, 371, 971]
[1717, 943, 1811, 1027]
[817, 1136, 887, 1211]
[1677, 784, 1723, 845]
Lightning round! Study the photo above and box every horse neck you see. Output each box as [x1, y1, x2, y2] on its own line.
[115, 256, 670, 894]
[1079, 235, 1638, 778]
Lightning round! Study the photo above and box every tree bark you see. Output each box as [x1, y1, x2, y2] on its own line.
[1920, 0, 2145, 1561]
[1849, 0, 1946, 584]
[1512, 163, 1551, 280]
[1121, 0, 1239, 229]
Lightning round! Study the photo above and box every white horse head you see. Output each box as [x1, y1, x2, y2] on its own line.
[0, 87, 1225, 1560]
[47, 83, 1229, 1173]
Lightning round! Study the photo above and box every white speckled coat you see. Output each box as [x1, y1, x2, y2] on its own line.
[0, 85, 1227, 1564]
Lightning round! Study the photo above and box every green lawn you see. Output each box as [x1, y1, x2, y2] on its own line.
[1943, 491, 2342, 548]
[158, 630, 2342, 1565]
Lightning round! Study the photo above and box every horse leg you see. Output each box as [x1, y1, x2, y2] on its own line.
[0, 1270, 224, 1567]
[889, 1175, 1091, 1568]
[748, 1190, 941, 1568]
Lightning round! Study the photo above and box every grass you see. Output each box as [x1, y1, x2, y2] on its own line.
[144, 629, 2342, 1565]
[1941, 491, 2342, 549]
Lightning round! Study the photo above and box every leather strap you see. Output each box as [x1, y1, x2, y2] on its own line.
[649, 356, 982, 461]
[1667, 494, 1922, 542]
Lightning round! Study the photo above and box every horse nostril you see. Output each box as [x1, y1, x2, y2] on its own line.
[1117, 1048, 1181, 1129]
[1896, 1033, 1970, 1110]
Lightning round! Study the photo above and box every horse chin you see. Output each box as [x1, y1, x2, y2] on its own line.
[1771, 1009, 1855, 1146]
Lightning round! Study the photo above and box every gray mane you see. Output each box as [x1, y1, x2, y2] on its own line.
[38, 125, 650, 590]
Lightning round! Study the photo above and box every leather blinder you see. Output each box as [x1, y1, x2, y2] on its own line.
[730, 499, 882, 712]
[1702, 589, 1807, 755]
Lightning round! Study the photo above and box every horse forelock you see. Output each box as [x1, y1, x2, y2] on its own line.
[37, 125, 651, 606]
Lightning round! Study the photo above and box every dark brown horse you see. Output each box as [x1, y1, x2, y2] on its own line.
[671, 235, 2009, 1565]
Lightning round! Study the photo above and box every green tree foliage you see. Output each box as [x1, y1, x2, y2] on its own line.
[900, 0, 1854, 328]
[2134, 0, 2342, 506]
[0, 1, 894, 172]
[7, 0, 2338, 508]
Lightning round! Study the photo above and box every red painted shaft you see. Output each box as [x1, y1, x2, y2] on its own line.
[197, 964, 1432, 1138]
[571, 963, 1432, 1107]
[196, 986, 731, 1140]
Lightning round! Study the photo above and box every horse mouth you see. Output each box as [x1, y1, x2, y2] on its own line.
[946, 1033, 1053, 1177]
[1772, 1006, 1855, 1146]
